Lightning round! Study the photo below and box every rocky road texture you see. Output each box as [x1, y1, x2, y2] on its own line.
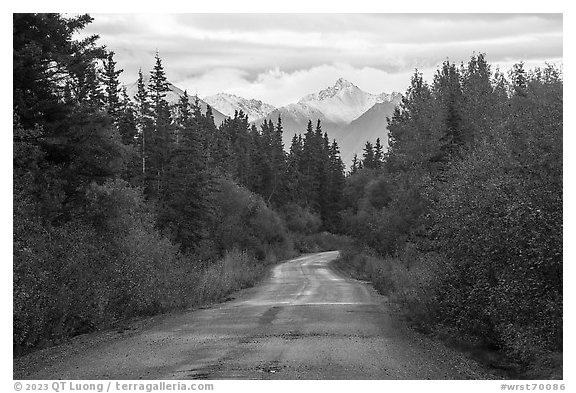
[14, 251, 497, 380]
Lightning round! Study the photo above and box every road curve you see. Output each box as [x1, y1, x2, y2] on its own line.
[14, 251, 493, 379]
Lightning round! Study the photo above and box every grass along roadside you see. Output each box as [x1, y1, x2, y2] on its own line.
[14, 230, 349, 361]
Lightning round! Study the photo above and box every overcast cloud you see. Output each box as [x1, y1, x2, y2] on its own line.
[79, 13, 563, 106]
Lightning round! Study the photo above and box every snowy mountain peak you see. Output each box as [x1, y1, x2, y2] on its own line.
[334, 77, 354, 89]
[299, 78, 361, 103]
[292, 78, 400, 125]
[204, 93, 275, 123]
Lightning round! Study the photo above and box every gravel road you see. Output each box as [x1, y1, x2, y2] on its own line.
[14, 251, 496, 379]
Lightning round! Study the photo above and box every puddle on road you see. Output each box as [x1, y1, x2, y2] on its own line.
[256, 361, 284, 374]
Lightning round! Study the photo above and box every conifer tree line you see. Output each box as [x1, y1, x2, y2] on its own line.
[349, 137, 385, 174]
[125, 55, 347, 239]
[14, 13, 347, 254]
[340, 54, 562, 366]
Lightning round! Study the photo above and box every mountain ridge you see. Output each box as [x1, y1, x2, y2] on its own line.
[126, 77, 402, 165]
[203, 93, 275, 123]
[257, 79, 402, 164]
[124, 76, 228, 126]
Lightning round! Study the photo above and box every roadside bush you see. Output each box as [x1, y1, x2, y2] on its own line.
[211, 178, 295, 261]
[280, 203, 322, 235]
[13, 178, 289, 356]
[193, 249, 266, 303]
[334, 245, 397, 296]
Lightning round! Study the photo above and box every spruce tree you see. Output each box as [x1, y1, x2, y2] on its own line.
[300, 120, 319, 210]
[350, 154, 360, 175]
[510, 62, 528, 96]
[14, 13, 104, 129]
[325, 139, 345, 231]
[134, 68, 151, 177]
[362, 142, 375, 169]
[317, 131, 331, 224]
[100, 51, 123, 121]
[13, 13, 123, 223]
[147, 53, 172, 198]
[286, 133, 304, 204]
[149, 52, 170, 112]
[160, 90, 215, 251]
[175, 90, 192, 146]
[117, 86, 141, 185]
[374, 138, 384, 168]
[434, 61, 465, 160]
[269, 116, 286, 205]
[387, 70, 442, 173]
[117, 86, 137, 145]
[205, 104, 229, 171]
[220, 110, 253, 188]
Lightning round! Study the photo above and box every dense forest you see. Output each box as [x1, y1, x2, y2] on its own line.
[13, 13, 562, 376]
[13, 13, 345, 354]
[337, 54, 562, 374]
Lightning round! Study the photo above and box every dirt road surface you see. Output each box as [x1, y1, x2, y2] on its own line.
[14, 251, 495, 379]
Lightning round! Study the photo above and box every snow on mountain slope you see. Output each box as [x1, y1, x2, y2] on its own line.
[298, 78, 393, 125]
[258, 79, 401, 154]
[203, 93, 275, 123]
[124, 76, 228, 126]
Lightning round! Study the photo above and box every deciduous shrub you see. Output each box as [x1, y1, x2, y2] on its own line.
[13, 179, 286, 356]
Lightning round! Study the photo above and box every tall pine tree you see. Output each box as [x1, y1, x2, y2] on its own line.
[147, 52, 172, 198]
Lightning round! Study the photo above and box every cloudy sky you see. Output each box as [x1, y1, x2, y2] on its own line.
[80, 13, 563, 107]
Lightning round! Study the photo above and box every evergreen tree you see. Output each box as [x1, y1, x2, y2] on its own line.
[374, 138, 384, 168]
[14, 13, 103, 129]
[117, 87, 138, 145]
[387, 70, 443, 173]
[149, 52, 170, 113]
[174, 90, 192, 146]
[75, 61, 104, 108]
[434, 61, 465, 159]
[220, 110, 254, 187]
[300, 120, 320, 210]
[317, 130, 331, 224]
[205, 103, 230, 172]
[362, 141, 375, 169]
[13, 13, 123, 222]
[324, 139, 346, 231]
[159, 89, 215, 251]
[100, 51, 123, 121]
[350, 154, 360, 175]
[134, 68, 151, 177]
[286, 133, 304, 204]
[117, 86, 141, 185]
[269, 116, 286, 205]
[510, 62, 528, 96]
[299, 121, 314, 204]
[147, 53, 172, 198]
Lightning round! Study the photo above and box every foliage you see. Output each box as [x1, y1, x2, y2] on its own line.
[210, 178, 295, 261]
[340, 54, 562, 368]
